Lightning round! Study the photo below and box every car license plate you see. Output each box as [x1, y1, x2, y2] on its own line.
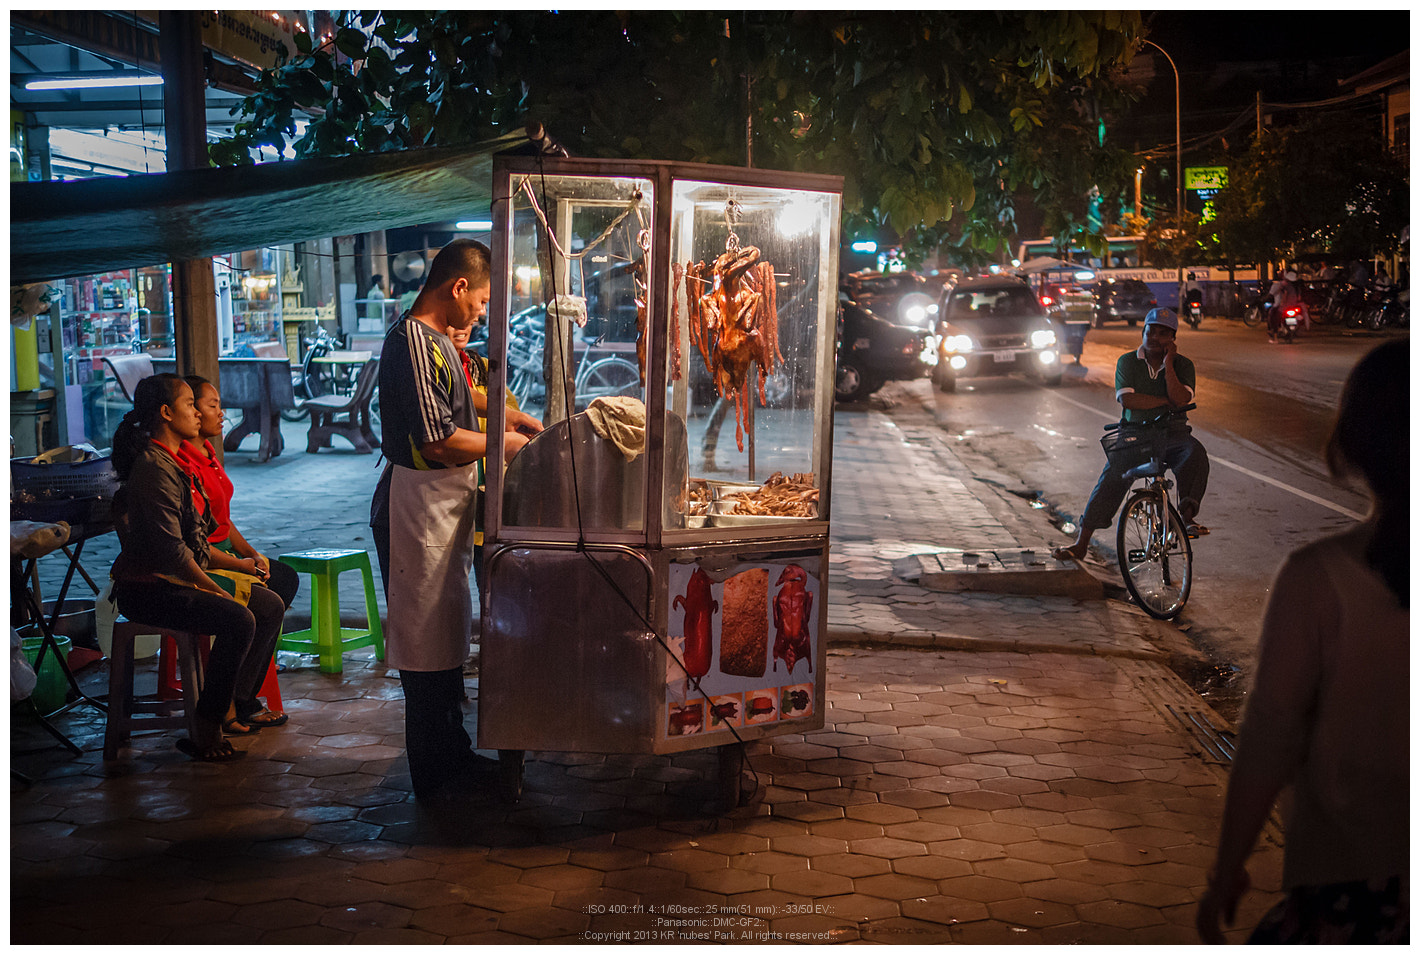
[992, 351, 1015, 363]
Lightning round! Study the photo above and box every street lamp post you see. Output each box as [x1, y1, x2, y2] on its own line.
[1141, 38, 1185, 311]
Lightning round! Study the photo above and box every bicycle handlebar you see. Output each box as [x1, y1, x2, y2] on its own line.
[1103, 403, 1196, 432]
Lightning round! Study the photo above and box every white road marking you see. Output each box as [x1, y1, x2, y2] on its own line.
[1052, 391, 1365, 522]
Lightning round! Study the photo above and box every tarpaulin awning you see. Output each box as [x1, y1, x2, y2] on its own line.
[9, 133, 523, 285]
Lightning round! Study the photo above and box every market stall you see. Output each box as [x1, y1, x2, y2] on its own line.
[478, 155, 842, 803]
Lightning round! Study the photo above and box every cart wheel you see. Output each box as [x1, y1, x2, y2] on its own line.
[498, 750, 525, 804]
[716, 743, 745, 812]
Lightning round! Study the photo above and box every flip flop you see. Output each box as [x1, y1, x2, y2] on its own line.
[222, 717, 260, 736]
[238, 706, 289, 728]
[176, 737, 245, 763]
[1051, 545, 1085, 561]
[1186, 523, 1210, 539]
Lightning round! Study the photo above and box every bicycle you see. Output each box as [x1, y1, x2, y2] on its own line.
[1100, 404, 1198, 620]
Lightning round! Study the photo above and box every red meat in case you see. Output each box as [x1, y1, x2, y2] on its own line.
[772, 565, 813, 674]
[673, 567, 718, 679]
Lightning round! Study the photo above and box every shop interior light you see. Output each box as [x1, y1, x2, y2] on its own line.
[455, 220, 494, 231]
[25, 71, 163, 91]
[850, 240, 877, 254]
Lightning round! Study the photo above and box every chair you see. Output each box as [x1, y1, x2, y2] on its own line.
[101, 354, 155, 403]
[276, 549, 384, 674]
[104, 619, 205, 760]
[304, 357, 381, 454]
[249, 341, 290, 360]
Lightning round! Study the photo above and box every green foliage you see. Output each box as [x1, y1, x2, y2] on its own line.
[1205, 113, 1409, 264]
[214, 12, 1143, 263]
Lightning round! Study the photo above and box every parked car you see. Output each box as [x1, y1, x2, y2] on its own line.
[841, 269, 940, 330]
[932, 275, 1062, 393]
[1090, 278, 1156, 327]
[835, 290, 934, 402]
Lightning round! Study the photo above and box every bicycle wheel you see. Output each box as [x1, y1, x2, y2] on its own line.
[1116, 490, 1192, 619]
[1242, 304, 1262, 328]
[576, 357, 641, 404]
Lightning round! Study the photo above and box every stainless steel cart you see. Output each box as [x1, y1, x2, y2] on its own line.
[479, 155, 843, 806]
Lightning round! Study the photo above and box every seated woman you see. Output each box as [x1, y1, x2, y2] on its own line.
[178, 374, 299, 732]
[109, 374, 288, 761]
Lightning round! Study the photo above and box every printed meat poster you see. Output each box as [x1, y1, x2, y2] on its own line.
[664, 557, 820, 740]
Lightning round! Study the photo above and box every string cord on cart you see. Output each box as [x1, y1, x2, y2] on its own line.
[528, 154, 764, 806]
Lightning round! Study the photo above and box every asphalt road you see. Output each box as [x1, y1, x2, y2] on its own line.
[893, 317, 1398, 708]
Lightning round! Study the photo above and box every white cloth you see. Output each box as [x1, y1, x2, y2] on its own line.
[585, 395, 646, 461]
[1231, 521, 1409, 889]
[385, 464, 479, 671]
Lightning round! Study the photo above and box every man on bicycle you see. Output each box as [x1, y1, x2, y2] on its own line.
[1052, 308, 1210, 561]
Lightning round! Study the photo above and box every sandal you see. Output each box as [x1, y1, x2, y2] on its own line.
[1186, 522, 1210, 539]
[176, 737, 245, 763]
[222, 717, 260, 736]
[1051, 545, 1086, 561]
[238, 706, 289, 728]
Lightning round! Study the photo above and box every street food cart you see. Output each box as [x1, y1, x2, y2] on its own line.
[478, 155, 842, 803]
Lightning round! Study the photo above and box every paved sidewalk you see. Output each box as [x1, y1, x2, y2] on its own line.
[13, 389, 1281, 944]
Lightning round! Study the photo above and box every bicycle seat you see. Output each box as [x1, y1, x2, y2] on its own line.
[1123, 461, 1166, 481]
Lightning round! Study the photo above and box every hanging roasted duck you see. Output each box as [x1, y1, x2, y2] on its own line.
[678, 245, 783, 452]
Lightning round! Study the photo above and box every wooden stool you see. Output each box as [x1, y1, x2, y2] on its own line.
[276, 549, 384, 674]
[104, 620, 206, 760]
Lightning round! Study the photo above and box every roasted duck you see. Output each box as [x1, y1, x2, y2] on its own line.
[683, 245, 783, 452]
[772, 564, 813, 674]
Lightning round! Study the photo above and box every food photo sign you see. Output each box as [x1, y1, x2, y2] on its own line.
[663, 556, 821, 741]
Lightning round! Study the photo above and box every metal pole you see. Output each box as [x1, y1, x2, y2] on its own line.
[1142, 39, 1184, 311]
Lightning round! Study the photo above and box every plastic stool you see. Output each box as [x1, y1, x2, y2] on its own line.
[157, 638, 282, 712]
[276, 549, 385, 674]
[105, 620, 205, 760]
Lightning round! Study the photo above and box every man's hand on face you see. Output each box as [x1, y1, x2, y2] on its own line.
[1163, 336, 1178, 363]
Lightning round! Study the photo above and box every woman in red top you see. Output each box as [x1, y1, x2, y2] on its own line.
[178, 376, 299, 731]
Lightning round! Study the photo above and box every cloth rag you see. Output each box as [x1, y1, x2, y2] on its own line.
[10, 520, 70, 559]
[586, 396, 646, 461]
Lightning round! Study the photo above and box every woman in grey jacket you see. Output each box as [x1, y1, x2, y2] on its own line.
[109, 374, 285, 762]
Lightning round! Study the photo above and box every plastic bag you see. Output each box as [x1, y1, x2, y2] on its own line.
[11, 627, 37, 702]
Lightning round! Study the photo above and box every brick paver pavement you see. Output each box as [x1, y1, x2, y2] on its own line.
[13, 381, 1282, 943]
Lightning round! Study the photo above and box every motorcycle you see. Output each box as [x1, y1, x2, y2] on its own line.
[280, 325, 349, 422]
[1362, 285, 1405, 331]
[1182, 288, 1204, 329]
[1273, 302, 1304, 344]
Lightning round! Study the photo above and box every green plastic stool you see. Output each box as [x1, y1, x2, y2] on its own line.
[277, 549, 385, 674]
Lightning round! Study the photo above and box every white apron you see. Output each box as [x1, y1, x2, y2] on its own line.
[386, 463, 479, 671]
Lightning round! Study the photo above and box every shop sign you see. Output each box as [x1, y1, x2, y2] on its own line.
[196, 11, 309, 72]
[1184, 166, 1228, 191]
[663, 558, 821, 740]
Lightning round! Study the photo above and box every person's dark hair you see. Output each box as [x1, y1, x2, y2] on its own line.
[424, 238, 491, 292]
[112, 373, 189, 481]
[183, 375, 214, 400]
[1325, 340, 1408, 605]
[371, 274, 384, 287]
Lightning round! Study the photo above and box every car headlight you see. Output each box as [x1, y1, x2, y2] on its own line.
[904, 304, 927, 325]
[1031, 329, 1057, 349]
[943, 334, 974, 353]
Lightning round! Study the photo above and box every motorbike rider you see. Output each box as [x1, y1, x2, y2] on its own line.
[1051, 307, 1210, 563]
[1184, 272, 1204, 323]
[1267, 269, 1305, 342]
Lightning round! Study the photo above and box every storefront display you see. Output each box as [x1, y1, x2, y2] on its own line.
[479, 155, 841, 801]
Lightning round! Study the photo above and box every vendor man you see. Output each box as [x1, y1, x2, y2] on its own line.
[371, 238, 542, 800]
[1052, 307, 1209, 562]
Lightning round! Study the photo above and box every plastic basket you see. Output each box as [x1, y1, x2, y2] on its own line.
[11, 450, 119, 525]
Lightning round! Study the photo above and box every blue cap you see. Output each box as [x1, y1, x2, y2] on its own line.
[1145, 307, 1178, 331]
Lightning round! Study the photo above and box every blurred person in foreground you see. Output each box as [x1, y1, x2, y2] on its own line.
[1196, 339, 1409, 943]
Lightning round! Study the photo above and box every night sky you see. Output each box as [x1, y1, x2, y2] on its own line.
[1145, 10, 1409, 68]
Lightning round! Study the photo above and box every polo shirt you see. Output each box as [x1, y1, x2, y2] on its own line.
[1115, 349, 1195, 424]
[378, 313, 481, 470]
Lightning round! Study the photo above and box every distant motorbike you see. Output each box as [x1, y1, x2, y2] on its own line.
[281, 325, 349, 422]
[1273, 303, 1304, 344]
[1182, 288, 1204, 329]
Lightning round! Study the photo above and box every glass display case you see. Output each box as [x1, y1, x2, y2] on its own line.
[481, 156, 842, 775]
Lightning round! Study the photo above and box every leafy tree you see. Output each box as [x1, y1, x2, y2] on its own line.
[1205, 113, 1408, 266]
[213, 12, 1143, 265]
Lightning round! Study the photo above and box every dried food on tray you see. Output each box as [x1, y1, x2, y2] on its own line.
[716, 472, 819, 518]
